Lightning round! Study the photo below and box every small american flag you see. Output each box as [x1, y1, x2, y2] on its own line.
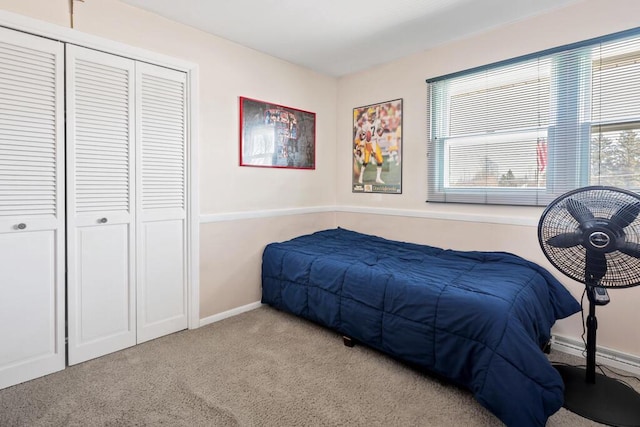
[536, 139, 548, 172]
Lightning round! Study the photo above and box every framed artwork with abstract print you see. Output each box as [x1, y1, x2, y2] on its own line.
[239, 97, 316, 169]
[352, 98, 402, 193]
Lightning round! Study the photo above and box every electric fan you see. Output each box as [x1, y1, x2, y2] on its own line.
[538, 185, 640, 426]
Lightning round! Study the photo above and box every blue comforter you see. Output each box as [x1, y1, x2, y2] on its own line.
[261, 228, 580, 426]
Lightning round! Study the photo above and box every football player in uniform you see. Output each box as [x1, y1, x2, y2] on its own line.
[355, 123, 385, 185]
[353, 128, 366, 179]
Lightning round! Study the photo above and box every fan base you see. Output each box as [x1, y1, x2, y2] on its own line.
[556, 365, 640, 426]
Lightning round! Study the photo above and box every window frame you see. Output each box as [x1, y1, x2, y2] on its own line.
[427, 27, 640, 206]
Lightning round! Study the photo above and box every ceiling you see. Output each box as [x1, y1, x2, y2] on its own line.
[120, 0, 583, 77]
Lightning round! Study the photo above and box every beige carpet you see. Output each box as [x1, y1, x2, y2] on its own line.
[0, 306, 632, 426]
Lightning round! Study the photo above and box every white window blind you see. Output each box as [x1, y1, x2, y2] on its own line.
[427, 28, 640, 206]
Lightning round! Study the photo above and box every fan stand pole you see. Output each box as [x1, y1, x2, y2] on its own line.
[555, 295, 640, 426]
[585, 298, 597, 384]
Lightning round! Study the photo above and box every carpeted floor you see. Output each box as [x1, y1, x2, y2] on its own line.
[0, 306, 634, 426]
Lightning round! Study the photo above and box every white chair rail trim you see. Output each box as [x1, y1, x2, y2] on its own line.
[200, 205, 539, 227]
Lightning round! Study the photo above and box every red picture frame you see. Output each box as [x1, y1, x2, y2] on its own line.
[239, 97, 316, 169]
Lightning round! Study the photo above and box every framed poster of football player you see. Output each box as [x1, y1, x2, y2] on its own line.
[352, 98, 402, 194]
[239, 97, 316, 169]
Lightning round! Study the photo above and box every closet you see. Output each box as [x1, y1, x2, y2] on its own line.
[0, 26, 191, 388]
[0, 26, 65, 391]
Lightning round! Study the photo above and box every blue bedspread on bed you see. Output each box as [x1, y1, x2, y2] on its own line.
[261, 228, 580, 426]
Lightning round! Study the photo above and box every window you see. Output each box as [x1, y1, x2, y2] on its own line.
[427, 28, 640, 206]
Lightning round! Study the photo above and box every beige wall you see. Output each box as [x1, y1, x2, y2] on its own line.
[0, 0, 68, 26]
[336, 0, 640, 356]
[2, 0, 640, 356]
[200, 213, 335, 318]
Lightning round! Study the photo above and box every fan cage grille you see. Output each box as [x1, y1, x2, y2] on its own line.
[539, 186, 640, 288]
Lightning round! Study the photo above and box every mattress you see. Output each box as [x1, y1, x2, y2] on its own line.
[261, 228, 580, 426]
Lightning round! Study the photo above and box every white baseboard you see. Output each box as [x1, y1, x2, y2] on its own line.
[552, 334, 640, 376]
[199, 301, 263, 327]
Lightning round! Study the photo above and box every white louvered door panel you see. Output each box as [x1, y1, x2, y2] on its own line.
[135, 63, 188, 343]
[66, 46, 136, 365]
[0, 28, 65, 389]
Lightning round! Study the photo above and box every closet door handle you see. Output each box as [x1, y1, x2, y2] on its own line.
[15, 223, 27, 230]
[99, 217, 108, 224]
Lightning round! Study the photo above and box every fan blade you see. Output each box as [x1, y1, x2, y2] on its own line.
[586, 250, 607, 282]
[619, 241, 640, 258]
[566, 198, 594, 225]
[610, 202, 640, 229]
[547, 231, 582, 248]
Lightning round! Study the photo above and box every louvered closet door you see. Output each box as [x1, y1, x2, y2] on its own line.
[66, 45, 136, 365]
[0, 28, 65, 389]
[136, 63, 188, 343]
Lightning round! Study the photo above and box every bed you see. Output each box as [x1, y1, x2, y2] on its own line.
[261, 228, 580, 426]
